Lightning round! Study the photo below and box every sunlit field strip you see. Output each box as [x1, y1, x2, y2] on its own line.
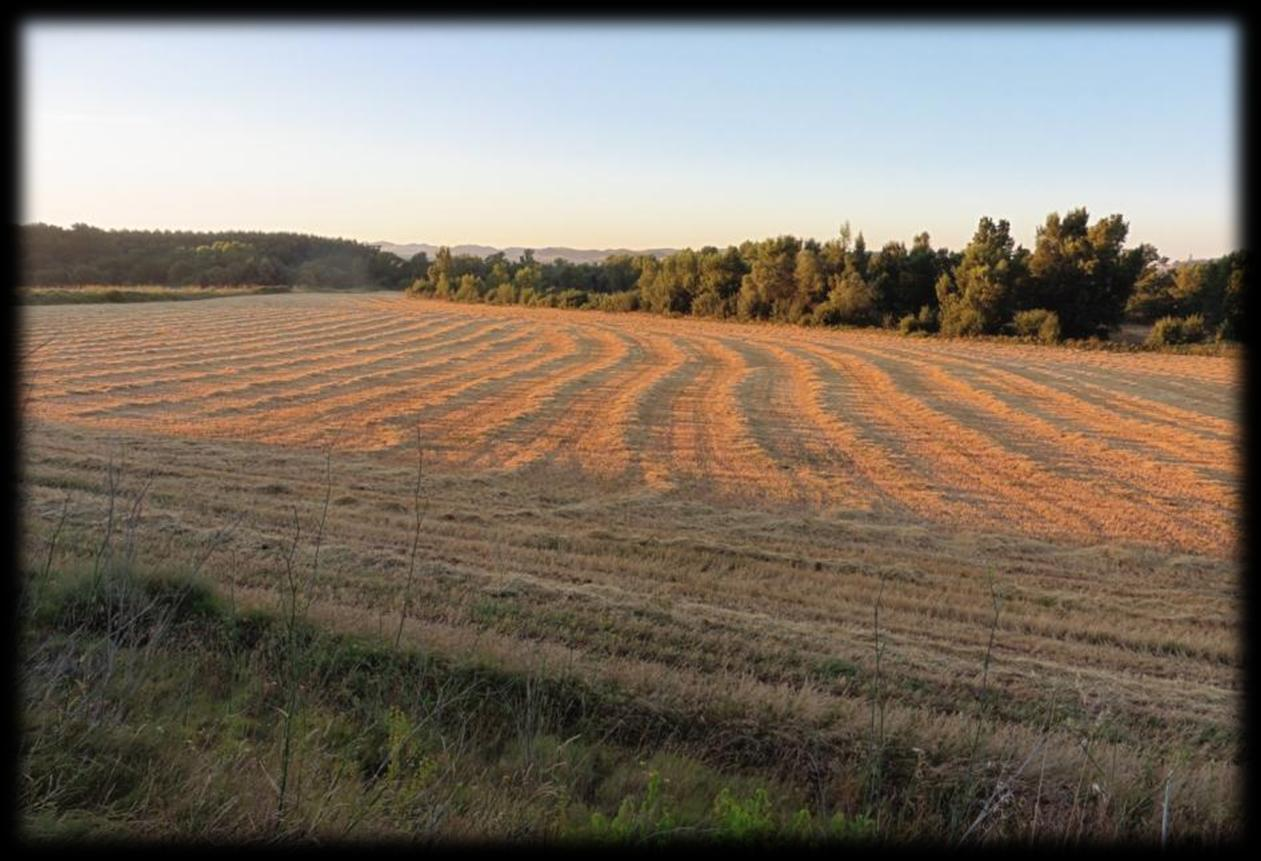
[830, 340, 1234, 547]
[569, 330, 690, 480]
[793, 342, 1098, 534]
[22, 292, 1239, 559]
[25, 301, 432, 373]
[35, 315, 489, 406]
[222, 324, 568, 450]
[861, 340, 1235, 481]
[160, 319, 525, 420]
[790, 340, 1216, 553]
[477, 326, 657, 473]
[444, 324, 634, 470]
[718, 337, 852, 509]
[30, 320, 530, 433]
[931, 346, 1239, 440]
[860, 334, 1235, 442]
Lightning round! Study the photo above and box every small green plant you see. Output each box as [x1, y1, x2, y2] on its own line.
[382, 705, 439, 817]
[587, 770, 676, 843]
[712, 787, 775, 842]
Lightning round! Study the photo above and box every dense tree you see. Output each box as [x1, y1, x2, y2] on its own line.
[1125, 259, 1178, 323]
[938, 217, 1026, 336]
[816, 268, 878, 326]
[790, 246, 827, 323]
[1125, 250, 1247, 341]
[1022, 209, 1152, 338]
[641, 249, 698, 314]
[737, 236, 801, 321]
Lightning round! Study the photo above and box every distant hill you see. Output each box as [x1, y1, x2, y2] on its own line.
[374, 241, 677, 265]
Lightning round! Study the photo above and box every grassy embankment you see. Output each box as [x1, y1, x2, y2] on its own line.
[22, 559, 880, 844]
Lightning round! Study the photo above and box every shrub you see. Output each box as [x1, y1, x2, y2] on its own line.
[592, 290, 640, 313]
[899, 305, 940, 336]
[823, 271, 878, 325]
[554, 289, 589, 309]
[1012, 308, 1062, 343]
[939, 302, 985, 337]
[1147, 314, 1208, 346]
[690, 290, 728, 319]
[489, 282, 517, 305]
[916, 304, 939, 332]
[454, 274, 482, 303]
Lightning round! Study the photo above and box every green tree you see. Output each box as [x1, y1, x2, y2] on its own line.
[737, 236, 800, 321]
[816, 268, 877, 325]
[939, 217, 1025, 336]
[1024, 209, 1151, 338]
[454, 273, 483, 302]
[692, 247, 745, 318]
[790, 246, 828, 323]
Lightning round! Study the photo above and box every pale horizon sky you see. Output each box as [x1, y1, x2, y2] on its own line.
[22, 22, 1240, 259]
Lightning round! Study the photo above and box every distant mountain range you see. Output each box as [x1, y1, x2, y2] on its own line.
[373, 241, 677, 265]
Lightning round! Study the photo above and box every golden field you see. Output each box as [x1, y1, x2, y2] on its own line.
[19, 292, 1242, 841]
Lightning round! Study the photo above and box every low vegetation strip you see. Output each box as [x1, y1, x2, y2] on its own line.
[22, 564, 887, 843]
[19, 284, 294, 305]
[20, 530, 1237, 843]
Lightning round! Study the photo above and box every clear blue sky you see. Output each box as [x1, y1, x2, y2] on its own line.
[22, 22, 1239, 258]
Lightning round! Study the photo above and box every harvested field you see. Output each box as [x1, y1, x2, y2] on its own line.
[18, 292, 1243, 840]
[23, 292, 1239, 556]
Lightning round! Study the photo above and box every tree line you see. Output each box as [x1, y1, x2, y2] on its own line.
[20, 223, 411, 290]
[20, 214, 1245, 344]
[405, 210, 1244, 345]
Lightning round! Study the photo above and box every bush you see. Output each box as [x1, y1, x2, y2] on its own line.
[917, 304, 938, 331]
[690, 290, 728, 319]
[1012, 308, 1062, 343]
[488, 283, 517, 305]
[939, 302, 985, 337]
[554, 289, 589, 309]
[592, 290, 640, 313]
[454, 274, 483, 303]
[899, 305, 940, 336]
[1147, 314, 1208, 346]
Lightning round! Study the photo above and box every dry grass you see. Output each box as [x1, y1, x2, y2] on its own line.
[22, 292, 1237, 555]
[18, 291, 1242, 842]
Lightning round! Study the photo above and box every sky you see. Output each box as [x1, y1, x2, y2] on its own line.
[21, 22, 1240, 259]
